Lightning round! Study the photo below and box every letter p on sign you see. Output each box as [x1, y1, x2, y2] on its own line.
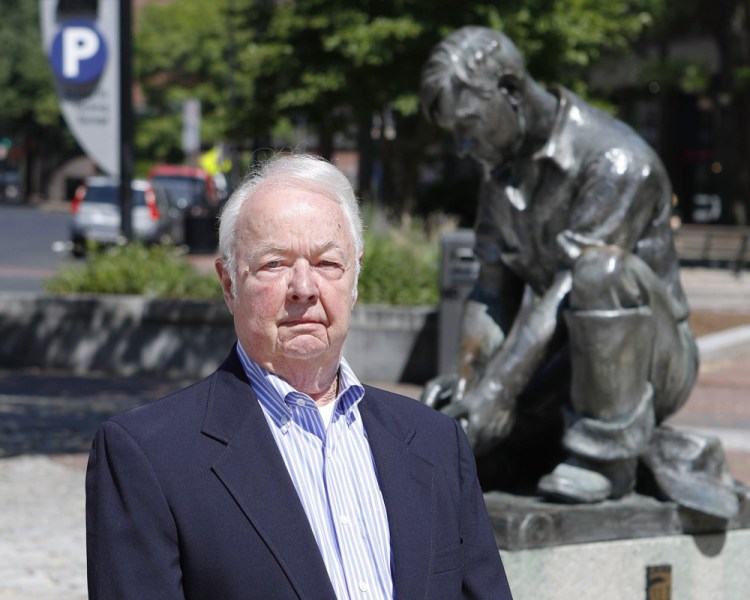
[50, 20, 108, 85]
[63, 27, 100, 78]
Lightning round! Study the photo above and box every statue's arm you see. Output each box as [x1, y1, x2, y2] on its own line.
[421, 259, 524, 410]
[460, 270, 572, 453]
[458, 261, 525, 386]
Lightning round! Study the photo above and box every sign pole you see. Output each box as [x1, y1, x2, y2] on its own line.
[119, 0, 133, 242]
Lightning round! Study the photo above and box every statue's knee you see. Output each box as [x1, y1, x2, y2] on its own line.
[570, 246, 643, 311]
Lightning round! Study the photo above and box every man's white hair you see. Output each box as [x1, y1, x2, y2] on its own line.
[217, 153, 364, 296]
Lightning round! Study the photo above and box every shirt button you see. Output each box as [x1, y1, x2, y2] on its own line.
[359, 582, 369, 593]
[296, 398, 306, 406]
[340, 515, 350, 525]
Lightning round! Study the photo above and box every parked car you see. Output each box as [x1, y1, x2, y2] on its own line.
[70, 176, 185, 257]
[147, 164, 221, 217]
[147, 164, 222, 251]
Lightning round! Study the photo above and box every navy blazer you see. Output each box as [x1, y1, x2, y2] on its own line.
[86, 349, 513, 599]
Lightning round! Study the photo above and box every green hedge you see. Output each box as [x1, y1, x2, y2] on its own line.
[45, 244, 222, 300]
[358, 224, 440, 305]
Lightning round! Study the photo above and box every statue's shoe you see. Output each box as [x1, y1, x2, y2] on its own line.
[537, 462, 611, 503]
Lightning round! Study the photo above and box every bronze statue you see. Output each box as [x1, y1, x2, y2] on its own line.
[420, 26, 741, 518]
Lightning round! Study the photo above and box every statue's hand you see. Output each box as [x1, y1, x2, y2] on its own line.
[420, 374, 468, 410]
[422, 374, 516, 455]
[461, 379, 516, 455]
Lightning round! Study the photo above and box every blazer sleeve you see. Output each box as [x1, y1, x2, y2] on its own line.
[86, 420, 185, 600]
[456, 419, 514, 599]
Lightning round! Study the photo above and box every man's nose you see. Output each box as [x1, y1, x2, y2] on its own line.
[287, 261, 319, 302]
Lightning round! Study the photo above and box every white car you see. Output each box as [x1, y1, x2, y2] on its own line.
[70, 176, 185, 256]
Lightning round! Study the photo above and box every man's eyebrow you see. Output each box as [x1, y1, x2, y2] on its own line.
[314, 240, 345, 254]
[245, 242, 285, 263]
[246, 240, 345, 262]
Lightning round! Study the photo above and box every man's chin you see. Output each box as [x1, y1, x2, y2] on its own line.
[279, 336, 330, 361]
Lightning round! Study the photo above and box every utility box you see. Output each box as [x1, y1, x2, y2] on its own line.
[438, 229, 480, 374]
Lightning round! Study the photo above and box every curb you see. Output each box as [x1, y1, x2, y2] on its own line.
[697, 325, 750, 363]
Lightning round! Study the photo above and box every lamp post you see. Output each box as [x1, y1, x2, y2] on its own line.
[119, 0, 134, 241]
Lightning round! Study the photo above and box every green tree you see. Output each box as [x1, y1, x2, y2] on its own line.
[235, 0, 667, 213]
[135, 0, 667, 214]
[0, 0, 77, 195]
[605, 0, 750, 225]
[135, 0, 233, 163]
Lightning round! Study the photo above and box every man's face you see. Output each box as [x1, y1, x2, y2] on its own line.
[218, 183, 359, 376]
[435, 82, 522, 169]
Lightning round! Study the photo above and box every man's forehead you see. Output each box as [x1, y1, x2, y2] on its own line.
[251, 239, 345, 256]
[250, 180, 337, 205]
[237, 181, 343, 225]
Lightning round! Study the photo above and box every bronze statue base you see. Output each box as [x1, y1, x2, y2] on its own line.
[485, 488, 750, 551]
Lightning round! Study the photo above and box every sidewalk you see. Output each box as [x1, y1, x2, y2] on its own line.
[0, 266, 748, 599]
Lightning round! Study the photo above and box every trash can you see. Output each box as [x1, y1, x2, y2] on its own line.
[185, 215, 218, 253]
[439, 229, 480, 374]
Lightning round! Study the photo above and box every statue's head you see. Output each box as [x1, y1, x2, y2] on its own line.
[421, 26, 529, 170]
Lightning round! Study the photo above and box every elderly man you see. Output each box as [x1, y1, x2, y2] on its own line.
[420, 27, 705, 507]
[86, 154, 512, 599]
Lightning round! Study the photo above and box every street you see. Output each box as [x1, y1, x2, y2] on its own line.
[0, 204, 72, 293]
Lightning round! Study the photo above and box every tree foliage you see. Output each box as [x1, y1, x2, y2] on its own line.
[135, 0, 666, 132]
[0, 0, 73, 153]
[135, 0, 232, 161]
[134, 0, 667, 210]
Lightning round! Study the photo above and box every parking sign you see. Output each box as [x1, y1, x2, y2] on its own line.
[40, 1, 120, 176]
[49, 20, 108, 85]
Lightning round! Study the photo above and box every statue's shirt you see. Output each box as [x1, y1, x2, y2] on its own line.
[475, 87, 689, 320]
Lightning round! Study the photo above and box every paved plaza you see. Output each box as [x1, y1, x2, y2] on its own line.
[0, 267, 748, 599]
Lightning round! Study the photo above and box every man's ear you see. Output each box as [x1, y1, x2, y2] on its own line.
[215, 258, 235, 313]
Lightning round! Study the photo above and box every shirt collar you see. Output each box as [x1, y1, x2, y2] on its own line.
[235, 342, 365, 430]
[532, 86, 579, 172]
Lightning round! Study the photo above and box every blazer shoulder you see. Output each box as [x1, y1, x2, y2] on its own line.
[106, 373, 216, 439]
[362, 384, 460, 436]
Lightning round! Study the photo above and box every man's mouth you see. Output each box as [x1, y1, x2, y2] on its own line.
[282, 318, 323, 327]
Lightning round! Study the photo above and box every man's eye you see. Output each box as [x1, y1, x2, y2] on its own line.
[263, 260, 283, 269]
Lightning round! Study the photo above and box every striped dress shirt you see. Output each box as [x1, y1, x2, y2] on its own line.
[236, 343, 394, 599]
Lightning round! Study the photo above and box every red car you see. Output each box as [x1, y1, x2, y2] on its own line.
[147, 165, 221, 218]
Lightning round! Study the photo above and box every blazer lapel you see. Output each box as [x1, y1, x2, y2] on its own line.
[360, 388, 435, 600]
[202, 354, 337, 600]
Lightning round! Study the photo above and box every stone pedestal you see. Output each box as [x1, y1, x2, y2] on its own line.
[486, 490, 750, 599]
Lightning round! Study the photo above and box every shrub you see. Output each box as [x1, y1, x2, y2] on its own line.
[45, 243, 222, 300]
[357, 217, 441, 306]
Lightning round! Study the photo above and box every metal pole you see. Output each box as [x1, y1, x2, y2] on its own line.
[119, 0, 134, 241]
[226, 0, 242, 191]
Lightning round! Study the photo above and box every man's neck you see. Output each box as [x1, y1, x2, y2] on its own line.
[269, 359, 340, 407]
